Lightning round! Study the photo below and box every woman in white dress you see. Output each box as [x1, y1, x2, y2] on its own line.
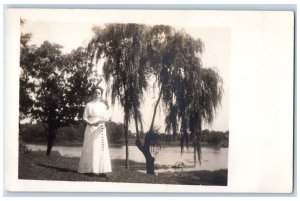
[78, 87, 112, 177]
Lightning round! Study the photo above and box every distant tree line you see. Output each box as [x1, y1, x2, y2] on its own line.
[20, 122, 228, 147]
[19, 121, 131, 145]
[129, 129, 229, 147]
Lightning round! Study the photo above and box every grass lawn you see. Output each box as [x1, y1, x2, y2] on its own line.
[19, 151, 227, 186]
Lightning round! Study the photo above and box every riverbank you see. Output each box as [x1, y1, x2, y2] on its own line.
[19, 151, 227, 186]
[26, 141, 228, 149]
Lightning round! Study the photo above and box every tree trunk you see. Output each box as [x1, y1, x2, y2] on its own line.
[136, 132, 155, 175]
[146, 157, 155, 174]
[133, 104, 140, 141]
[134, 87, 163, 175]
[46, 138, 53, 155]
[197, 118, 202, 163]
[149, 86, 163, 132]
[46, 127, 55, 155]
[144, 135, 155, 175]
[124, 118, 129, 169]
[193, 117, 202, 163]
[132, 103, 155, 175]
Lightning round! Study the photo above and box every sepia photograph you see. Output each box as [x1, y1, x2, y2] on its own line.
[4, 8, 294, 193]
[18, 12, 229, 186]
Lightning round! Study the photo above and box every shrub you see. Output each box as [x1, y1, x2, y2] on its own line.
[19, 135, 30, 154]
[105, 121, 124, 144]
[204, 133, 223, 146]
[19, 122, 47, 142]
[56, 123, 85, 143]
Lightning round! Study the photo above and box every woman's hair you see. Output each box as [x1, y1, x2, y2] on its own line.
[92, 86, 104, 95]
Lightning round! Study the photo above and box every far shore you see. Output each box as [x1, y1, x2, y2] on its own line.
[26, 141, 229, 148]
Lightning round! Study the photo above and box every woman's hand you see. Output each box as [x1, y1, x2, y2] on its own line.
[93, 119, 105, 126]
[91, 122, 100, 126]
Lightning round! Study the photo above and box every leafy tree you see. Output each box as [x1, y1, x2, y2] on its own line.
[24, 41, 69, 155]
[19, 32, 94, 155]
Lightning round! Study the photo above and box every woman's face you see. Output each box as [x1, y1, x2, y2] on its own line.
[94, 89, 102, 100]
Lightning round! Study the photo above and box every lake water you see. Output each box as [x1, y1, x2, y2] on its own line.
[27, 144, 228, 173]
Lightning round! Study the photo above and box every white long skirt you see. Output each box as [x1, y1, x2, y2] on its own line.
[78, 123, 112, 174]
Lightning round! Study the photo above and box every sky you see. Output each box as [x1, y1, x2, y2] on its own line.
[21, 12, 230, 132]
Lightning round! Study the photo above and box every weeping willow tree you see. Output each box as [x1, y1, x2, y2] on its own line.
[158, 29, 223, 164]
[145, 25, 223, 169]
[88, 23, 223, 174]
[138, 25, 207, 173]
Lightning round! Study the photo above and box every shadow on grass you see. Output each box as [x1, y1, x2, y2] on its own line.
[36, 163, 78, 174]
[35, 163, 110, 178]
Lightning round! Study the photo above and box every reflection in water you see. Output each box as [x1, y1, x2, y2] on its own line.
[27, 144, 228, 172]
